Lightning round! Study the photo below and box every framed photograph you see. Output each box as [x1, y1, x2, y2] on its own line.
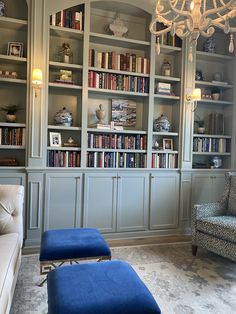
[111, 99, 136, 127]
[49, 132, 62, 147]
[7, 42, 23, 57]
[163, 138, 173, 150]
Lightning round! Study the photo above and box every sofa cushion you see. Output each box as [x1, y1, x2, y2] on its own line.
[228, 176, 236, 216]
[0, 233, 21, 308]
[197, 216, 236, 243]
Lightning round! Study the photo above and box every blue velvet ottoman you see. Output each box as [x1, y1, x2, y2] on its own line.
[47, 260, 161, 314]
[39, 228, 111, 282]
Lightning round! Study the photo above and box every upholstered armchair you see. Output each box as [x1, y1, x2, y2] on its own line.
[192, 172, 236, 262]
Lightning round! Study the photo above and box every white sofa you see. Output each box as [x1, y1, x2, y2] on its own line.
[0, 185, 24, 314]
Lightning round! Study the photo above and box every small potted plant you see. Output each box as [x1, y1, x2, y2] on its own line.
[0, 104, 21, 122]
[211, 87, 221, 101]
[195, 119, 205, 134]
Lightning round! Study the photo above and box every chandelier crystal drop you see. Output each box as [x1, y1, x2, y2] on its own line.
[150, 0, 236, 61]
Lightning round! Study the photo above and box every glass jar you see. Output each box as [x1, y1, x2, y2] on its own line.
[162, 60, 171, 76]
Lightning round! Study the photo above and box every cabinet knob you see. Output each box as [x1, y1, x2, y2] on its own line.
[117, 176, 121, 179]
[112, 176, 117, 179]
[151, 176, 154, 179]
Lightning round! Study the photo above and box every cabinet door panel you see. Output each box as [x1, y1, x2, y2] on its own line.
[212, 174, 225, 202]
[117, 173, 149, 232]
[44, 173, 82, 230]
[150, 173, 179, 229]
[83, 173, 117, 233]
[191, 174, 211, 206]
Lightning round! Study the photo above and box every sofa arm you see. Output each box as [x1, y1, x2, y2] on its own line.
[0, 185, 24, 247]
[192, 202, 225, 244]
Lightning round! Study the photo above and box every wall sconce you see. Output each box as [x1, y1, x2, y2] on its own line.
[32, 68, 43, 97]
[186, 88, 201, 112]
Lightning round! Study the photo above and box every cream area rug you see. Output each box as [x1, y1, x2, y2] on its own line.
[10, 243, 236, 314]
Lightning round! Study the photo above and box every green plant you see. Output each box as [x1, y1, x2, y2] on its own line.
[0, 104, 21, 114]
[194, 119, 204, 128]
[211, 87, 220, 94]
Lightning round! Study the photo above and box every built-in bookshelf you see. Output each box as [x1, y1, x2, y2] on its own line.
[47, 4, 85, 168]
[152, 39, 182, 169]
[0, 0, 28, 167]
[193, 32, 235, 169]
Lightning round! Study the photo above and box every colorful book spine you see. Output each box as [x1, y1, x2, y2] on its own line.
[47, 151, 81, 167]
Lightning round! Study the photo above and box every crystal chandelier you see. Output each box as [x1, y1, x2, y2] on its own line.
[150, 0, 236, 61]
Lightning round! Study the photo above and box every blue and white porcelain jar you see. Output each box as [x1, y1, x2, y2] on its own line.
[153, 114, 170, 132]
[54, 107, 73, 126]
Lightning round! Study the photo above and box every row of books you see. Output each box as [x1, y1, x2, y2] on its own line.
[87, 152, 147, 168]
[47, 151, 81, 167]
[193, 138, 228, 153]
[157, 23, 182, 47]
[0, 127, 25, 146]
[50, 8, 83, 30]
[88, 71, 149, 93]
[87, 133, 147, 150]
[152, 153, 178, 169]
[89, 49, 150, 74]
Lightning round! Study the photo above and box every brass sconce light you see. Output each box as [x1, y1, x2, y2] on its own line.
[186, 88, 201, 112]
[32, 68, 43, 97]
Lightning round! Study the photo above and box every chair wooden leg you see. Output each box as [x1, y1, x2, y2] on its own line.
[192, 245, 198, 256]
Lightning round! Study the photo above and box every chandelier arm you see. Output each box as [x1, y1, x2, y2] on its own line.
[203, 0, 236, 18]
[200, 27, 216, 37]
[167, 0, 193, 19]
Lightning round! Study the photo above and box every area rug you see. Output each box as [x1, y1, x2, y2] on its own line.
[11, 243, 236, 314]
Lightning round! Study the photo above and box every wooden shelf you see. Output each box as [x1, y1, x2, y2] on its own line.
[88, 87, 148, 97]
[0, 78, 27, 85]
[87, 148, 147, 153]
[153, 132, 179, 136]
[154, 94, 180, 100]
[155, 75, 181, 82]
[49, 61, 83, 71]
[48, 125, 81, 131]
[89, 67, 150, 78]
[195, 81, 233, 89]
[50, 25, 84, 39]
[193, 134, 231, 139]
[197, 99, 233, 105]
[0, 54, 27, 63]
[0, 145, 25, 149]
[90, 32, 150, 50]
[152, 150, 178, 154]
[47, 146, 81, 151]
[196, 51, 234, 62]
[87, 128, 147, 135]
[193, 152, 231, 156]
[49, 82, 82, 90]
[0, 16, 27, 30]
[0, 122, 26, 127]
[159, 44, 182, 54]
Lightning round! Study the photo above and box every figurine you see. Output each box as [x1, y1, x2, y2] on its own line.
[96, 104, 106, 124]
[59, 43, 73, 63]
[109, 14, 128, 37]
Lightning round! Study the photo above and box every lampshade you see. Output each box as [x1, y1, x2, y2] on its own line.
[191, 88, 201, 101]
[32, 68, 43, 85]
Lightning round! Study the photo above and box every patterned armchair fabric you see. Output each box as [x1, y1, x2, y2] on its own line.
[192, 172, 236, 262]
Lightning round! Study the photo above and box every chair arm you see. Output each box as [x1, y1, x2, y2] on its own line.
[191, 202, 225, 244]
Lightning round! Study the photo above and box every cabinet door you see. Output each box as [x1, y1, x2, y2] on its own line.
[0, 173, 25, 186]
[83, 173, 117, 233]
[191, 174, 211, 206]
[211, 174, 225, 202]
[150, 173, 179, 229]
[117, 173, 149, 232]
[44, 173, 82, 230]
